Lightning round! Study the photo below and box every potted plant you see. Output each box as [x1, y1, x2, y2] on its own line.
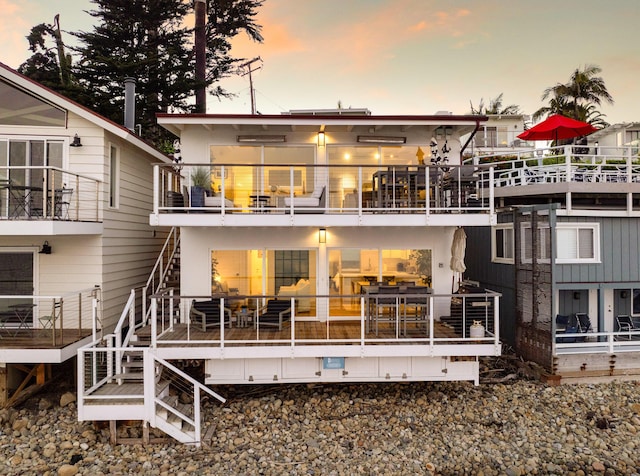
[190, 167, 212, 207]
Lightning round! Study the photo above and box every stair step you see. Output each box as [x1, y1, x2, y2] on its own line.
[112, 372, 143, 381]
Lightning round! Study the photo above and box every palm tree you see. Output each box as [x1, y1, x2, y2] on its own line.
[534, 64, 613, 126]
[469, 93, 521, 115]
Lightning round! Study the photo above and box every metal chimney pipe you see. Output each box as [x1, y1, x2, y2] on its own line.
[124, 77, 136, 132]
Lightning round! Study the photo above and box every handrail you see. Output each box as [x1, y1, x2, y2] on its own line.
[142, 227, 180, 325]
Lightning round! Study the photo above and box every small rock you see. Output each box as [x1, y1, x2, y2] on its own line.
[57, 464, 78, 476]
[592, 461, 606, 472]
[60, 392, 76, 407]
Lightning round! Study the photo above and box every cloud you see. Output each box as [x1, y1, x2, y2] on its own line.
[0, 0, 31, 68]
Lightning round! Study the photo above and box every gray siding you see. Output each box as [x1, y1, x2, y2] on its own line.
[464, 226, 517, 345]
[556, 216, 640, 285]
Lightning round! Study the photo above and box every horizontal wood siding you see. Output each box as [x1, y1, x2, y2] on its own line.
[100, 131, 166, 329]
[555, 216, 640, 285]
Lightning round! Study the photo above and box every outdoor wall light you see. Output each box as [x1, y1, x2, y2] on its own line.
[317, 131, 326, 146]
[39, 241, 52, 254]
[573, 291, 581, 300]
[621, 290, 629, 299]
[318, 228, 326, 244]
[69, 134, 83, 147]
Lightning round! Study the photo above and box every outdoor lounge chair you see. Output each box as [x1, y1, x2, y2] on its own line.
[615, 315, 639, 340]
[555, 314, 578, 343]
[190, 299, 232, 331]
[575, 313, 593, 333]
[283, 186, 326, 213]
[256, 299, 291, 331]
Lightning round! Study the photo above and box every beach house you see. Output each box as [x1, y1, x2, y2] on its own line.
[78, 109, 511, 443]
[0, 63, 170, 406]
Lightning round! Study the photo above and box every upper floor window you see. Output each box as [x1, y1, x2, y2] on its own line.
[492, 224, 514, 264]
[109, 144, 119, 208]
[556, 223, 600, 263]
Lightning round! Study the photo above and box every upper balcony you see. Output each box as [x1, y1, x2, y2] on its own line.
[0, 166, 102, 235]
[473, 145, 640, 215]
[150, 163, 496, 228]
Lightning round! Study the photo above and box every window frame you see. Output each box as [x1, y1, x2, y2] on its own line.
[555, 222, 600, 264]
[492, 224, 514, 264]
[520, 222, 551, 264]
[108, 143, 120, 209]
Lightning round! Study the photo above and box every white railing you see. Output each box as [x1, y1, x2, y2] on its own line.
[142, 227, 180, 325]
[153, 163, 494, 215]
[0, 287, 101, 345]
[78, 345, 225, 445]
[474, 145, 640, 188]
[148, 291, 502, 351]
[555, 330, 640, 355]
[0, 166, 101, 221]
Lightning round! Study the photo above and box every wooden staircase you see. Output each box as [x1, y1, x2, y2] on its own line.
[78, 228, 226, 445]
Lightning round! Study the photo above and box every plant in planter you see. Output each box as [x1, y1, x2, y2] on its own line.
[190, 167, 213, 207]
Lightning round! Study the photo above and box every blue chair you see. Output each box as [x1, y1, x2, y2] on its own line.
[256, 299, 291, 331]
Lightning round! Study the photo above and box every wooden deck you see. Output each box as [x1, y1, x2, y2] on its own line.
[141, 319, 471, 345]
[0, 328, 93, 349]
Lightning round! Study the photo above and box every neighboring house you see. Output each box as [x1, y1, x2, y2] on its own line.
[78, 110, 512, 444]
[0, 63, 170, 406]
[464, 144, 640, 383]
[462, 114, 533, 158]
[587, 122, 640, 157]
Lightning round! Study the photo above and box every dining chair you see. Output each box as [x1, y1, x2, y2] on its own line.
[402, 286, 431, 335]
[374, 285, 399, 335]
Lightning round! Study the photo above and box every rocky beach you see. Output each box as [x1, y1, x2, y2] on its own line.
[1, 371, 639, 475]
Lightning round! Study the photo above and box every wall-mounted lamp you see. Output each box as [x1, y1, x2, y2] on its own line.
[69, 134, 83, 147]
[621, 290, 629, 299]
[573, 291, 581, 300]
[318, 228, 326, 244]
[39, 241, 52, 254]
[317, 131, 326, 146]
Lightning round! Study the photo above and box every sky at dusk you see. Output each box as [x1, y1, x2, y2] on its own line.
[1, 0, 638, 125]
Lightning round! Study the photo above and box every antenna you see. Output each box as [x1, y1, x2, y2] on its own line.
[240, 57, 262, 115]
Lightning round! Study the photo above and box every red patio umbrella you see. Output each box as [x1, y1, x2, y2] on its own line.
[517, 114, 597, 142]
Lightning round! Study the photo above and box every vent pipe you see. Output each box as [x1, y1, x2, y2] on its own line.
[124, 77, 136, 132]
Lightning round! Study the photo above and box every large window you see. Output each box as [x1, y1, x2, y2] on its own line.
[556, 223, 599, 263]
[0, 79, 66, 127]
[209, 145, 314, 207]
[0, 251, 34, 325]
[492, 224, 514, 264]
[211, 249, 317, 311]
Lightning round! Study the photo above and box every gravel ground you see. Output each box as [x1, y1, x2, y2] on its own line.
[1, 369, 639, 475]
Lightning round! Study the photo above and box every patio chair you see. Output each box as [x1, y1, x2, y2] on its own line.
[555, 314, 578, 343]
[575, 313, 593, 333]
[54, 188, 73, 219]
[402, 286, 431, 335]
[373, 285, 399, 335]
[190, 299, 232, 331]
[615, 315, 639, 340]
[256, 299, 291, 331]
[39, 299, 62, 329]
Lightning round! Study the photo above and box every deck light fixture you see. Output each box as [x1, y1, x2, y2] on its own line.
[318, 228, 326, 244]
[237, 135, 286, 143]
[317, 131, 325, 146]
[573, 291, 580, 300]
[621, 290, 629, 299]
[69, 134, 83, 147]
[39, 241, 52, 254]
[357, 135, 406, 144]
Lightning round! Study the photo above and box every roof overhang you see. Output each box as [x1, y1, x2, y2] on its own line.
[156, 113, 489, 138]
